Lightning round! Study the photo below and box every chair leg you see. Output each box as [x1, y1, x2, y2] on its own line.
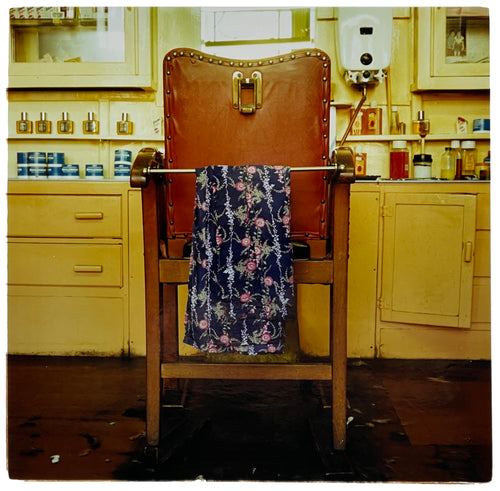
[145, 310, 162, 449]
[332, 182, 349, 450]
[142, 183, 162, 450]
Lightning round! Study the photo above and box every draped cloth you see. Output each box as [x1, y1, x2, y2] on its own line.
[183, 165, 294, 355]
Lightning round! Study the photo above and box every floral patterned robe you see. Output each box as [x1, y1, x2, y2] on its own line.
[184, 165, 294, 355]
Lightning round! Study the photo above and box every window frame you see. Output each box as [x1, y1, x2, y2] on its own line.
[201, 7, 315, 57]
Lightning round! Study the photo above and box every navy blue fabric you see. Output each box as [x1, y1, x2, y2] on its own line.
[184, 165, 294, 355]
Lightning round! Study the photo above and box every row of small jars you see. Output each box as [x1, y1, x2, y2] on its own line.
[390, 140, 488, 180]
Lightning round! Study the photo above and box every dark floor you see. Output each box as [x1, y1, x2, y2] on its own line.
[6, 356, 492, 482]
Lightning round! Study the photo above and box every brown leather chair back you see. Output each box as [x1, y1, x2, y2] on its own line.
[163, 48, 331, 256]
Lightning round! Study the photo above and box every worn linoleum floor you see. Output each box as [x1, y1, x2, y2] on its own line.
[6, 356, 492, 482]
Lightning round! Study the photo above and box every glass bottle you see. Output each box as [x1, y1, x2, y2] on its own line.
[83, 112, 99, 134]
[57, 112, 74, 134]
[461, 140, 477, 179]
[440, 147, 456, 180]
[16, 112, 33, 134]
[412, 110, 430, 138]
[390, 140, 409, 179]
[390, 106, 400, 135]
[35, 112, 52, 134]
[451, 140, 462, 180]
[413, 154, 432, 179]
[116, 112, 134, 135]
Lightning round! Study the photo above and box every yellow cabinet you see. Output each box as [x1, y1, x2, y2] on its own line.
[8, 7, 154, 89]
[380, 192, 476, 328]
[7, 181, 146, 356]
[413, 7, 489, 90]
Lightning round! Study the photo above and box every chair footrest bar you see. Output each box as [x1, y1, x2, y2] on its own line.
[161, 362, 332, 380]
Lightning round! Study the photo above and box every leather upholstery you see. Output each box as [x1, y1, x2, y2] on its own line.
[163, 48, 331, 250]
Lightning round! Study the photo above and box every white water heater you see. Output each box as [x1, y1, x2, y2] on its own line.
[337, 7, 393, 85]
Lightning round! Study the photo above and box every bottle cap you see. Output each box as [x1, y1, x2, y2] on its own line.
[462, 140, 476, 149]
[393, 140, 407, 149]
[62, 112, 69, 120]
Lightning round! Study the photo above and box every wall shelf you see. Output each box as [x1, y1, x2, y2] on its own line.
[7, 136, 163, 142]
[338, 133, 490, 143]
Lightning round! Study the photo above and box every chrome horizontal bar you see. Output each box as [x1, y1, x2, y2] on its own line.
[146, 165, 341, 175]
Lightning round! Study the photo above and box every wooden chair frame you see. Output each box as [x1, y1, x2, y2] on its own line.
[130, 48, 354, 462]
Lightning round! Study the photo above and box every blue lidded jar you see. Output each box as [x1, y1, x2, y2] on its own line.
[61, 164, 80, 179]
[85, 164, 104, 179]
[17, 152, 29, 179]
[114, 163, 131, 180]
[28, 152, 47, 179]
[47, 152, 65, 179]
[114, 149, 132, 162]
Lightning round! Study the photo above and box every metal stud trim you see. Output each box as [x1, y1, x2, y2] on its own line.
[167, 49, 331, 70]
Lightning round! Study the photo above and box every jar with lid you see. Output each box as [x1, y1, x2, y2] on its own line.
[440, 147, 456, 180]
[461, 140, 477, 178]
[451, 140, 462, 179]
[390, 140, 409, 179]
[413, 154, 432, 179]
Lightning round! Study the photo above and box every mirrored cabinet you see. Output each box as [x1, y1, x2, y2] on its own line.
[9, 7, 154, 89]
[413, 7, 489, 90]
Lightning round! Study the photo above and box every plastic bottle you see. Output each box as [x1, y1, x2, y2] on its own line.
[461, 140, 477, 179]
[451, 140, 462, 180]
[390, 140, 409, 179]
[440, 147, 456, 180]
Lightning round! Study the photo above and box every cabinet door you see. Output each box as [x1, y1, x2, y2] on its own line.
[9, 7, 152, 89]
[380, 193, 476, 328]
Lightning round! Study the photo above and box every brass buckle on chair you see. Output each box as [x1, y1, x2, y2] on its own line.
[232, 71, 262, 114]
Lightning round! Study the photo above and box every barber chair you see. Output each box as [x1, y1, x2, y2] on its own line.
[131, 48, 354, 462]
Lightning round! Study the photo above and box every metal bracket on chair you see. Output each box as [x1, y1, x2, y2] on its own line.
[232, 71, 262, 114]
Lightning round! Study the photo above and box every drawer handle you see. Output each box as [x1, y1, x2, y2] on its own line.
[74, 212, 104, 220]
[73, 265, 103, 273]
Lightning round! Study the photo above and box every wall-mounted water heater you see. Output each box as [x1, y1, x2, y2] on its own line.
[337, 7, 393, 85]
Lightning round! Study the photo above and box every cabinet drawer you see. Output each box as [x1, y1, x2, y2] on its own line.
[7, 194, 122, 238]
[8, 294, 125, 356]
[8, 243, 122, 287]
